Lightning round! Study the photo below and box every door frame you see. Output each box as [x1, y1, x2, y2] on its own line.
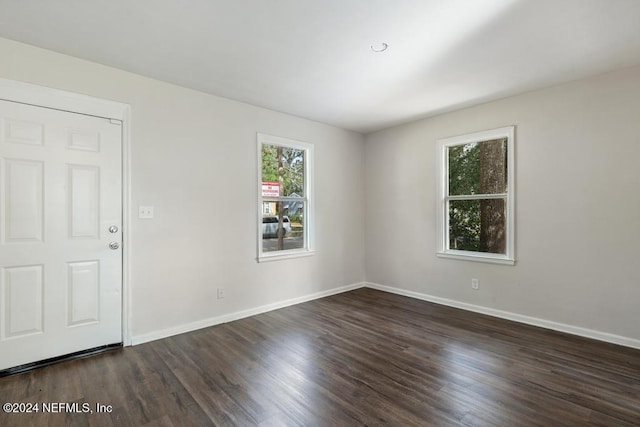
[0, 77, 132, 346]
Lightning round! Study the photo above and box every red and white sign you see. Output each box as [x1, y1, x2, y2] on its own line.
[262, 181, 280, 197]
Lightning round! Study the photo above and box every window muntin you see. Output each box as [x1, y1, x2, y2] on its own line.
[438, 127, 515, 264]
[257, 134, 313, 261]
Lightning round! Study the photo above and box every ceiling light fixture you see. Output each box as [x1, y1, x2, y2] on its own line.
[370, 42, 389, 53]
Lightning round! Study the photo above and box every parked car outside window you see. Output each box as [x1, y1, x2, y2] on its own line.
[262, 216, 292, 238]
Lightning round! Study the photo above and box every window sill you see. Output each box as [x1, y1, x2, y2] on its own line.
[258, 249, 315, 263]
[437, 251, 515, 265]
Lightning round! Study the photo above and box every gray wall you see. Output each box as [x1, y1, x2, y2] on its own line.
[365, 65, 640, 343]
[0, 37, 366, 341]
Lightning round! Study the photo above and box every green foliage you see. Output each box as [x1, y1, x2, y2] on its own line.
[261, 144, 279, 182]
[448, 143, 480, 196]
[448, 143, 480, 251]
[261, 144, 304, 196]
[288, 213, 303, 224]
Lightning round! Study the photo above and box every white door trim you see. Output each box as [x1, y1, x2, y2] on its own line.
[0, 78, 132, 346]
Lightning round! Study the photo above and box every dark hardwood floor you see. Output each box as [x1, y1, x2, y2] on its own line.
[1, 288, 639, 426]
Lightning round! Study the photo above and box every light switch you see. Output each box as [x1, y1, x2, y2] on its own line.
[138, 206, 154, 219]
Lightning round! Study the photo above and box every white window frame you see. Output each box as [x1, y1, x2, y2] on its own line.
[436, 126, 515, 265]
[257, 133, 314, 262]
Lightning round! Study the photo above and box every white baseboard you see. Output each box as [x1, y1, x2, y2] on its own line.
[365, 282, 640, 350]
[131, 280, 640, 350]
[131, 282, 365, 345]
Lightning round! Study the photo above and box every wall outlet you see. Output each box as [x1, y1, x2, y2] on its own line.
[471, 278, 479, 290]
[217, 288, 225, 299]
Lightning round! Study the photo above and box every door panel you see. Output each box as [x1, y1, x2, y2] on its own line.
[3, 159, 44, 242]
[69, 165, 100, 239]
[2, 265, 44, 339]
[67, 260, 100, 326]
[0, 100, 122, 370]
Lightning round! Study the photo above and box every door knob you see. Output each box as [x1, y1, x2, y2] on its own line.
[109, 242, 120, 250]
[108, 225, 119, 233]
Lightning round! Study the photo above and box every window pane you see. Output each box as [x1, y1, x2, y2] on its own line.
[448, 138, 507, 195]
[261, 144, 305, 198]
[262, 202, 304, 252]
[449, 199, 506, 254]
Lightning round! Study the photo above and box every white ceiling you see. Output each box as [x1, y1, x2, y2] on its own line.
[1, 0, 640, 134]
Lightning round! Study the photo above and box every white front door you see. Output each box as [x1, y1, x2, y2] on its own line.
[0, 100, 122, 371]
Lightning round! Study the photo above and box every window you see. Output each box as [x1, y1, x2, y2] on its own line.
[257, 133, 314, 261]
[437, 126, 515, 264]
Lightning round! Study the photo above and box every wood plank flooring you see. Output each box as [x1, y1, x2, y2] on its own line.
[1, 288, 639, 426]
